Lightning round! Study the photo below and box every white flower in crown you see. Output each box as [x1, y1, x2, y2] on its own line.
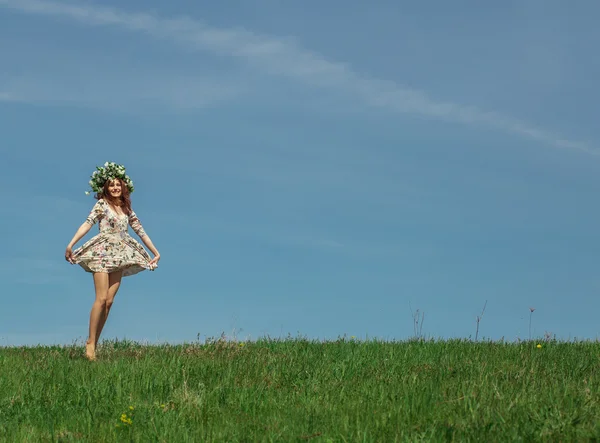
[86, 162, 135, 195]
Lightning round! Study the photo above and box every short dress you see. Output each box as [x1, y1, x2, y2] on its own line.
[72, 199, 156, 276]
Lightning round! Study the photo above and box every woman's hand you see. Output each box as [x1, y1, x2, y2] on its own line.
[148, 252, 161, 269]
[65, 245, 75, 264]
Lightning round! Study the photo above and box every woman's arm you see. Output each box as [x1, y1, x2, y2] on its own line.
[68, 222, 92, 247]
[141, 235, 161, 266]
[65, 222, 92, 263]
[129, 210, 160, 266]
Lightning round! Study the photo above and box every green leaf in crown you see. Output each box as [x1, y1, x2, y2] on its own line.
[85, 162, 135, 195]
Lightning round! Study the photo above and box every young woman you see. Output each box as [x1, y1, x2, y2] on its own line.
[65, 162, 160, 361]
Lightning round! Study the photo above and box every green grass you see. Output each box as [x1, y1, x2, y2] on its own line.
[1, 336, 599, 442]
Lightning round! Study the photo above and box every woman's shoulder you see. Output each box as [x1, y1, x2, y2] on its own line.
[92, 198, 108, 208]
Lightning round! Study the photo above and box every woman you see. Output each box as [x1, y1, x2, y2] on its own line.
[65, 162, 160, 361]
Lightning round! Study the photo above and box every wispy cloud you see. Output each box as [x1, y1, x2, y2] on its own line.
[0, 0, 593, 153]
[0, 72, 241, 111]
[0, 35, 242, 111]
[0, 91, 27, 103]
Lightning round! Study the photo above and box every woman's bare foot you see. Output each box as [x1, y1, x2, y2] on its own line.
[85, 340, 96, 361]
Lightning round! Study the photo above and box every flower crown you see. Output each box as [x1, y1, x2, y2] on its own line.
[85, 162, 135, 195]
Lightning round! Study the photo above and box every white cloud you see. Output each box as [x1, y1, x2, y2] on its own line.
[0, 91, 26, 103]
[0, 0, 594, 153]
[0, 73, 241, 111]
[0, 40, 242, 112]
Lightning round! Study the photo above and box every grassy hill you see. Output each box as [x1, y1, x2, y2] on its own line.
[1, 337, 599, 441]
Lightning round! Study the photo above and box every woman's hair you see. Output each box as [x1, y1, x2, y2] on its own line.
[96, 178, 132, 215]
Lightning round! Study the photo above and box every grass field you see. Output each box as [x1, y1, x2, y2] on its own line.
[1, 336, 599, 442]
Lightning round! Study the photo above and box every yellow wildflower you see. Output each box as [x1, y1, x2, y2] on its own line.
[536, 344, 542, 349]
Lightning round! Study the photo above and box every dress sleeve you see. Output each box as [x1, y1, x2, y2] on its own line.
[85, 200, 105, 225]
[128, 210, 147, 238]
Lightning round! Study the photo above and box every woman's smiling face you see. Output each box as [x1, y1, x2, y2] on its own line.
[107, 179, 122, 198]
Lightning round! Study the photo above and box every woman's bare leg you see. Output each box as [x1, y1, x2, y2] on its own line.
[94, 270, 123, 347]
[87, 272, 110, 360]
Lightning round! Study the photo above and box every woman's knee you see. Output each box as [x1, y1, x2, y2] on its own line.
[94, 296, 109, 309]
[106, 298, 115, 310]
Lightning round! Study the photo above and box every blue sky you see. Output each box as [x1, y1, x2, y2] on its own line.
[1, 0, 600, 346]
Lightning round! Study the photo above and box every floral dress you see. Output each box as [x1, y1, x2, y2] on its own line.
[72, 199, 155, 277]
